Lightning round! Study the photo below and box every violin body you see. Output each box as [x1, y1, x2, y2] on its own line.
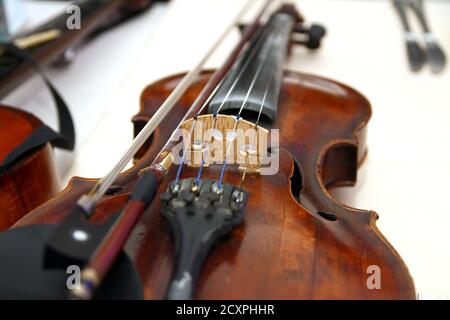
[0, 106, 59, 230]
[15, 70, 415, 299]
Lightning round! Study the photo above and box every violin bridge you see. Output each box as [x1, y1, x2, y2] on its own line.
[180, 114, 269, 173]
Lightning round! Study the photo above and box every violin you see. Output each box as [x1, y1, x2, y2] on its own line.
[0, 1, 415, 299]
[0, 0, 164, 230]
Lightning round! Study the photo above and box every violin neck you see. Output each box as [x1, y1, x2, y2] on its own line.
[208, 11, 295, 124]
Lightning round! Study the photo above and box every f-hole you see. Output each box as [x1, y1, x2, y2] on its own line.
[317, 211, 337, 221]
[133, 119, 155, 160]
[290, 158, 303, 202]
[321, 143, 358, 188]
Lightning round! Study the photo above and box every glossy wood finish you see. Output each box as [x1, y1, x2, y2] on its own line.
[0, 107, 59, 230]
[14, 70, 415, 299]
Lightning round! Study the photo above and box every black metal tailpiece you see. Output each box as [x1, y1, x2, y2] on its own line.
[160, 178, 248, 300]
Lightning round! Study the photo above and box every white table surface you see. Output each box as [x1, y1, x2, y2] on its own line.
[3, 0, 450, 299]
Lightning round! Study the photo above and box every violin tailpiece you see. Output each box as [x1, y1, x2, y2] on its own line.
[160, 178, 248, 300]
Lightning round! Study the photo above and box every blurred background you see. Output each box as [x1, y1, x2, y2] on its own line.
[1, 0, 449, 299]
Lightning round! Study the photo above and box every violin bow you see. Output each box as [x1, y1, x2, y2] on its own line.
[65, 0, 275, 300]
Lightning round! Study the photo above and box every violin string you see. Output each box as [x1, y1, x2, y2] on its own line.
[218, 115, 240, 188]
[196, 21, 276, 185]
[171, 23, 278, 184]
[191, 26, 271, 184]
[254, 80, 270, 127]
[195, 115, 217, 184]
[241, 43, 280, 183]
[240, 79, 271, 186]
[173, 37, 260, 183]
[217, 27, 277, 188]
[171, 9, 277, 188]
[159, 13, 276, 187]
[211, 36, 264, 115]
[241, 21, 283, 185]
[174, 118, 197, 183]
[193, 62, 257, 184]
[172, 82, 223, 184]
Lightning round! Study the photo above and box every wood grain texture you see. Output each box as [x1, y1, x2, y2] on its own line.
[14, 70, 415, 299]
[0, 107, 59, 230]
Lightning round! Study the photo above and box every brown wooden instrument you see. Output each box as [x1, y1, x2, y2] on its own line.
[0, 1, 415, 300]
[0, 107, 59, 229]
